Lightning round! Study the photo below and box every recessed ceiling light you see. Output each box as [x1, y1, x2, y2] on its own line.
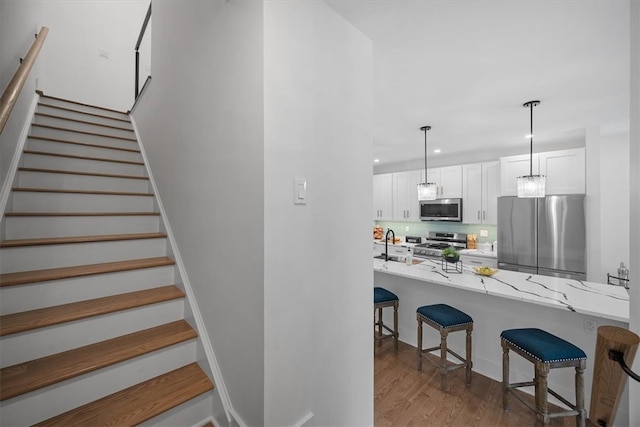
[525, 134, 533, 139]
[433, 149, 441, 154]
[373, 158, 380, 163]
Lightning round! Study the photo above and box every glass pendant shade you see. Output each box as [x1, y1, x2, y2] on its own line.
[517, 174, 546, 198]
[417, 182, 437, 201]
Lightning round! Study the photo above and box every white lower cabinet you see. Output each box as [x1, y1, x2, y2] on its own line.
[460, 253, 498, 268]
[462, 161, 499, 225]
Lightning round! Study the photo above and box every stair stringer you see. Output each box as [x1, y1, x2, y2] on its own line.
[130, 117, 243, 427]
[0, 92, 40, 231]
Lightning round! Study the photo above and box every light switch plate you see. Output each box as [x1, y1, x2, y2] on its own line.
[480, 229, 489, 237]
[294, 178, 307, 205]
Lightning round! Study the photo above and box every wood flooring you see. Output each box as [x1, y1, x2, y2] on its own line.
[374, 339, 596, 427]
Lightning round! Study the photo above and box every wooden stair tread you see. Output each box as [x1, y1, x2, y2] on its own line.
[1, 232, 166, 248]
[37, 91, 130, 116]
[23, 149, 144, 165]
[4, 211, 159, 217]
[18, 167, 149, 180]
[35, 112, 135, 133]
[0, 320, 197, 401]
[33, 363, 213, 426]
[28, 134, 140, 153]
[0, 256, 175, 287]
[0, 285, 184, 336]
[12, 187, 153, 196]
[38, 102, 133, 124]
[31, 123, 137, 142]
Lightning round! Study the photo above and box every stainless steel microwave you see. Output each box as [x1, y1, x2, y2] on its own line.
[419, 198, 463, 222]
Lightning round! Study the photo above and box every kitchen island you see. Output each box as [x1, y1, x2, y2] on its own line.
[373, 256, 630, 423]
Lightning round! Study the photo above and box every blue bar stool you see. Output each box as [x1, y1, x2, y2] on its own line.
[501, 328, 587, 427]
[374, 287, 398, 352]
[416, 304, 473, 390]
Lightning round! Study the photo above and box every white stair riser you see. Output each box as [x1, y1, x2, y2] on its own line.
[37, 104, 133, 130]
[0, 299, 185, 367]
[3, 215, 160, 240]
[26, 138, 143, 163]
[10, 191, 155, 213]
[141, 391, 213, 427]
[37, 98, 129, 121]
[0, 265, 175, 314]
[30, 125, 138, 150]
[17, 170, 151, 193]
[1, 238, 167, 273]
[21, 152, 146, 176]
[34, 115, 136, 140]
[0, 341, 197, 427]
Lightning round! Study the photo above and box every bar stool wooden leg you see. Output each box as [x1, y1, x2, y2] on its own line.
[393, 301, 399, 351]
[377, 307, 383, 338]
[502, 340, 510, 411]
[537, 362, 550, 423]
[466, 327, 472, 385]
[440, 330, 448, 390]
[417, 315, 423, 371]
[576, 360, 586, 427]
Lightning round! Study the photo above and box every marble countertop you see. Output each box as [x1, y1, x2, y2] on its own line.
[459, 248, 497, 258]
[373, 257, 629, 322]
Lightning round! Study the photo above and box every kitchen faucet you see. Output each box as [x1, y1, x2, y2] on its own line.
[385, 229, 395, 261]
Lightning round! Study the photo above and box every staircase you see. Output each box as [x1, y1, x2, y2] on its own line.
[0, 93, 217, 426]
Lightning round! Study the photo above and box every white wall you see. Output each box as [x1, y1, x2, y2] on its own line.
[263, 2, 373, 426]
[131, 1, 265, 425]
[628, 1, 639, 425]
[1, 0, 147, 112]
[0, 0, 43, 192]
[593, 132, 630, 283]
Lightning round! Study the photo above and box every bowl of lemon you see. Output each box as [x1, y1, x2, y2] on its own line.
[473, 266, 498, 277]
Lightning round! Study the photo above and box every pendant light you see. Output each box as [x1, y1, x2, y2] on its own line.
[517, 100, 546, 198]
[417, 125, 437, 200]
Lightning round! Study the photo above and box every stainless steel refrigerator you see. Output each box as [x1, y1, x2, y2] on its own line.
[497, 195, 586, 280]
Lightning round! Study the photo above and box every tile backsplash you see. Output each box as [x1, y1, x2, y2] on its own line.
[374, 221, 497, 244]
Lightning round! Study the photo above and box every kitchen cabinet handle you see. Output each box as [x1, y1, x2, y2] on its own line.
[483, 210, 486, 220]
[477, 211, 480, 220]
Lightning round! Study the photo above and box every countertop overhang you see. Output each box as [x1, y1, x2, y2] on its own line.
[373, 258, 629, 323]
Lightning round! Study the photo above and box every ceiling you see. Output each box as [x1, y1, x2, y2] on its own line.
[325, 0, 630, 171]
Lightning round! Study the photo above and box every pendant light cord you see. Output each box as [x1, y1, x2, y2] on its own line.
[523, 100, 539, 177]
[424, 128, 427, 176]
[420, 125, 431, 179]
[529, 102, 533, 176]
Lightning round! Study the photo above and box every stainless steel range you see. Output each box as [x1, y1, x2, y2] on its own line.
[413, 232, 467, 259]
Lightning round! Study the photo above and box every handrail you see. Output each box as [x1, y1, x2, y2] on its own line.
[608, 349, 640, 382]
[0, 26, 49, 135]
[135, 3, 152, 99]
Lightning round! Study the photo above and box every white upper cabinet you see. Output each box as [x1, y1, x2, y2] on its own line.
[539, 148, 586, 194]
[500, 153, 539, 196]
[462, 161, 499, 225]
[373, 173, 393, 220]
[392, 170, 422, 221]
[427, 165, 462, 199]
[500, 148, 585, 196]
